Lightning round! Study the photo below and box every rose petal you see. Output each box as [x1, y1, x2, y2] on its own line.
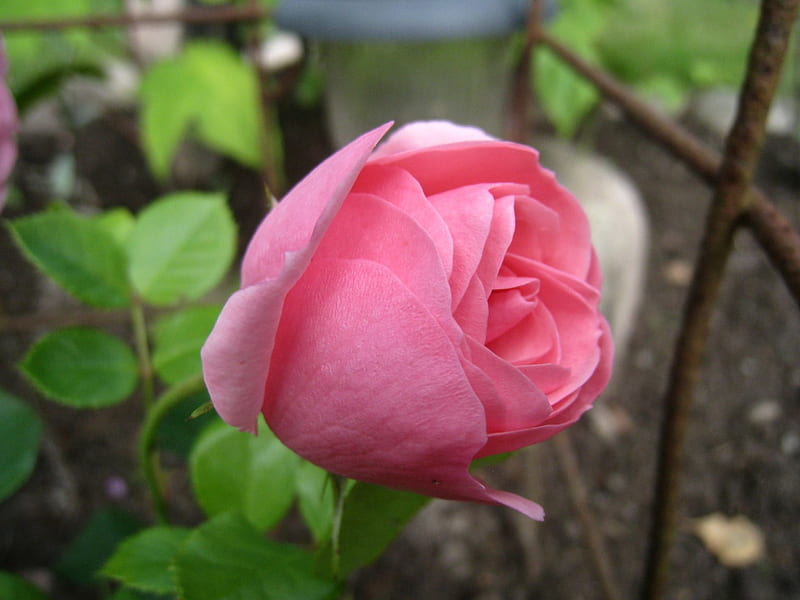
[351, 163, 454, 276]
[371, 120, 494, 159]
[316, 191, 459, 345]
[373, 141, 593, 278]
[264, 257, 542, 517]
[203, 124, 392, 432]
[466, 339, 551, 433]
[429, 184, 495, 308]
[241, 123, 392, 287]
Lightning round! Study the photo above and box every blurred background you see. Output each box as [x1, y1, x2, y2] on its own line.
[0, 1, 798, 598]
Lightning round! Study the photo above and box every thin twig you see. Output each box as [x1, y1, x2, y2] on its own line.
[553, 432, 621, 600]
[640, 2, 799, 599]
[507, 0, 543, 143]
[0, 4, 269, 32]
[535, 29, 800, 307]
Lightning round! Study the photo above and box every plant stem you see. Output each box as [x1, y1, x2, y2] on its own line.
[330, 475, 348, 582]
[640, 2, 799, 598]
[0, 4, 270, 32]
[130, 299, 154, 409]
[138, 373, 206, 523]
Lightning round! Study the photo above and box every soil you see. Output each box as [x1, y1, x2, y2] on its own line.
[0, 95, 798, 600]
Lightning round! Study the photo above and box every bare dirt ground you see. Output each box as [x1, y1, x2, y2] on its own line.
[1, 99, 798, 600]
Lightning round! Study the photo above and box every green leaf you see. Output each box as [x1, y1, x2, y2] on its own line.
[0, 571, 49, 600]
[317, 483, 428, 577]
[0, 0, 123, 109]
[55, 509, 142, 585]
[174, 512, 339, 600]
[156, 390, 219, 458]
[109, 587, 171, 600]
[127, 192, 236, 306]
[20, 327, 138, 408]
[139, 41, 264, 179]
[0, 389, 43, 501]
[534, 4, 604, 136]
[295, 462, 334, 544]
[7, 209, 131, 308]
[102, 526, 190, 594]
[95, 207, 136, 246]
[190, 420, 299, 532]
[152, 305, 222, 384]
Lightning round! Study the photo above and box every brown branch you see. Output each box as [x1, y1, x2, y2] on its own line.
[0, 4, 269, 32]
[640, 2, 799, 599]
[508, 0, 544, 143]
[553, 432, 621, 600]
[535, 27, 800, 308]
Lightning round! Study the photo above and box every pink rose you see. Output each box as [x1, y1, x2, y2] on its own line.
[0, 36, 18, 211]
[202, 121, 613, 520]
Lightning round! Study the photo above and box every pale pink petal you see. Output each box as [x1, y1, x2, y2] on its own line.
[241, 123, 392, 287]
[203, 124, 391, 432]
[371, 120, 494, 159]
[486, 281, 541, 342]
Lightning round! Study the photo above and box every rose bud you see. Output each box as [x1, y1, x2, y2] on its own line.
[0, 35, 18, 212]
[202, 121, 613, 520]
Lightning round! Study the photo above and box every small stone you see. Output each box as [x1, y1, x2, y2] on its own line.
[693, 512, 766, 568]
[747, 400, 781, 425]
[664, 259, 693, 287]
[781, 431, 800, 455]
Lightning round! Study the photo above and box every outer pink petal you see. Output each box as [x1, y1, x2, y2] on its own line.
[241, 123, 392, 287]
[264, 257, 544, 519]
[202, 124, 391, 432]
[0, 39, 17, 211]
[370, 120, 494, 159]
[315, 191, 459, 345]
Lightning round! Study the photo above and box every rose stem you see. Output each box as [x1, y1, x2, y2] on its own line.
[534, 25, 800, 309]
[553, 431, 621, 600]
[639, 2, 799, 599]
[137, 372, 206, 523]
[329, 475, 348, 581]
[131, 298, 155, 409]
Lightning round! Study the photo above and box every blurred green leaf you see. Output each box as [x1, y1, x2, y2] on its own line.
[535, 1, 605, 136]
[152, 305, 222, 384]
[109, 587, 171, 600]
[20, 327, 138, 408]
[316, 483, 428, 578]
[597, 0, 758, 98]
[8, 209, 131, 308]
[127, 192, 235, 306]
[95, 207, 136, 246]
[174, 512, 339, 600]
[102, 526, 190, 595]
[0, 0, 123, 110]
[295, 462, 334, 544]
[190, 419, 299, 532]
[139, 41, 264, 179]
[0, 572, 49, 600]
[55, 509, 142, 585]
[0, 389, 42, 502]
